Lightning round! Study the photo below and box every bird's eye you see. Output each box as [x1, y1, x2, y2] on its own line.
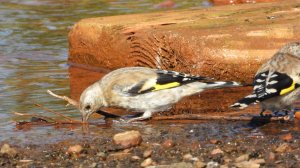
[85, 105, 91, 110]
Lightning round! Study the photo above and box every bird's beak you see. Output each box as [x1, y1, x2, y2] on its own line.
[82, 111, 93, 122]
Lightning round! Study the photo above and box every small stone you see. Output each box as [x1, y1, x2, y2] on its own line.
[141, 158, 153, 167]
[294, 154, 300, 161]
[161, 139, 174, 148]
[0, 144, 17, 157]
[97, 152, 106, 161]
[67, 145, 83, 154]
[113, 130, 142, 149]
[267, 152, 275, 161]
[295, 111, 300, 119]
[123, 148, 133, 153]
[223, 156, 231, 163]
[275, 143, 292, 153]
[209, 139, 221, 144]
[211, 148, 224, 155]
[280, 133, 293, 142]
[206, 161, 219, 168]
[234, 160, 260, 168]
[251, 158, 265, 164]
[147, 162, 193, 168]
[143, 149, 153, 158]
[235, 154, 249, 162]
[183, 153, 193, 161]
[19, 159, 33, 163]
[220, 165, 229, 168]
[107, 152, 131, 161]
[90, 162, 97, 168]
[194, 161, 206, 168]
[132, 155, 141, 161]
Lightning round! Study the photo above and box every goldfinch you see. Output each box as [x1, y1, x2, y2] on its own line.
[79, 67, 241, 122]
[231, 42, 300, 119]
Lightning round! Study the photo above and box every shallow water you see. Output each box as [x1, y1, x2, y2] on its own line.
[1, 0, 298, 146]
[0, 0, 213, 143]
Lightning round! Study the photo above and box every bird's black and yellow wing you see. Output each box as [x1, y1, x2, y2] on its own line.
[127, 70, 211, 95]
[253, 71, 299, 101]
[231, 71, 299, 109]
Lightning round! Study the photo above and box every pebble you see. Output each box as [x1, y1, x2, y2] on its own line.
[209, 139, 222, 144]
[113, 130, 142, 149]
[252, 158, 265, 164]
[19, 159, 33, 163]
[194, 161, 206, 168]
[0, 144, 17, 157]
[161, 139, 174, 148]
[206, 161, 219, 168]
[141, 158, 153, 167]
[90, 162, 97, 168]
[235, 154, 249, 162]
[267, 152, 275, 161]
[147, 162, 193, 168]
[183, 153, 193, 161]
[143, 149, 153, 158]
[107, 152, 131, 161]
[96, 152, 106, 161]
[280, 133, 293, 142]
[234, 160, 259, 168]
[211, 148, 224, 155]
[237, 158, 265, 168]
[67, 145, 83, 154]
[295, 112, 300, 119]
[131, 155, 141, 161]
[275, 143, 292, 153]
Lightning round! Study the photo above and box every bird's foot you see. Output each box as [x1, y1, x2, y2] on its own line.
[272, 110, 295, 121]
[126, 111, 153, 123]
[260, 112, 272, 118]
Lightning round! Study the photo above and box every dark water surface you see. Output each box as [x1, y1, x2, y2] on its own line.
[0, 0, 212, 143]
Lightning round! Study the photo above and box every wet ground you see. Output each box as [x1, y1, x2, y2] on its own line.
[2, 120, 300, 167]
[1, 0, 300, 167]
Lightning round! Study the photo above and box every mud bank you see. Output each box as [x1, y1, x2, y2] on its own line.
[69, 0, 300, 84]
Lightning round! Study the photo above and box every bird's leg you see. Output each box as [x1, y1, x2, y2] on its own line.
[288, 108, 295, 121]
[260, 108, 267, 117]
[127, 111, 153, 123]
[272, 110, 288, 117]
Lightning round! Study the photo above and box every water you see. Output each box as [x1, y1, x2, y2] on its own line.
[0, 0, 211, 143]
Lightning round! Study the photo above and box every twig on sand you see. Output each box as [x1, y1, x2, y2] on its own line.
[13, 111, 60, 123]
[13, 111, 85, 124]
[33, 103, 81, 123]
[152, 114, 289, 121]
[47, 90, 79, 107]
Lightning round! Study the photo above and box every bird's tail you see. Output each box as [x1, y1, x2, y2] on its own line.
[204, 81, 242, 89]
[230, 93, 259, 109]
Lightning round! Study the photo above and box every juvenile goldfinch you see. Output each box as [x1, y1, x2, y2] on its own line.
[231, 42, 300, 119]
[80, 67, 241, 122]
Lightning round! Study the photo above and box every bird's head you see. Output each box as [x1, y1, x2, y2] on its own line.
[279, 42, 300, 58]
[79, 83, 106, 122]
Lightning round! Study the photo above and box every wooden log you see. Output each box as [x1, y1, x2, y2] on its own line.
[68, 0, 300, 84]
